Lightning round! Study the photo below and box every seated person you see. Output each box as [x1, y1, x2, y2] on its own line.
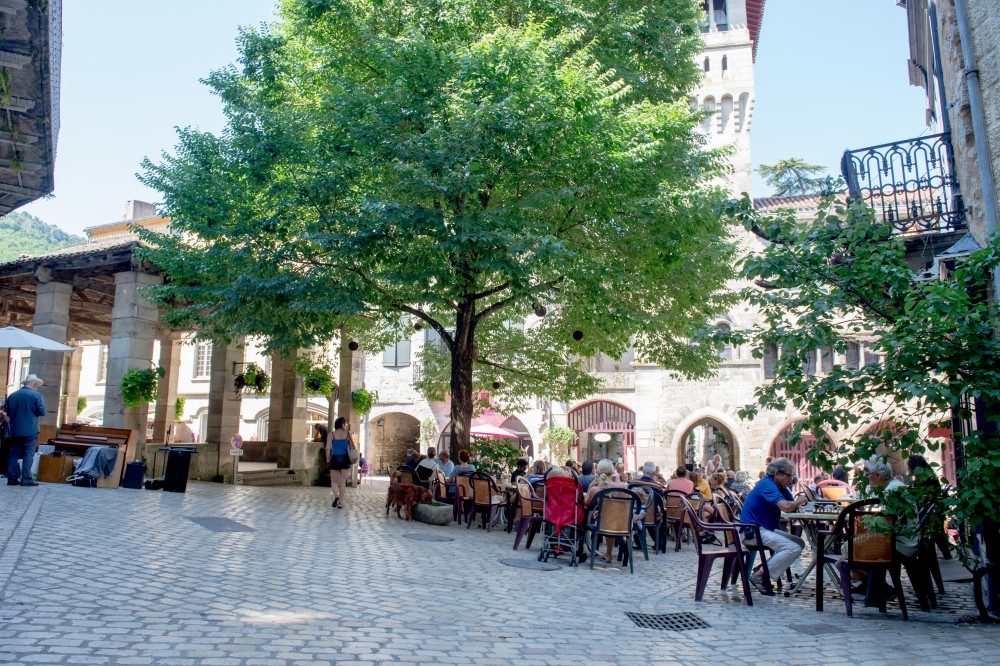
[724, 470, 737, 490]
[665, 466, 695, 495]
[404, 448, 421, 469]
[526, 459, 548, 485]
[586, 459, 646, 564]
[691, 471, 711, 498]
[511, 458, 529, 484]
[449, 449, 476, 479]
[437, 450, 455, 479]
[635, 461, 662, 486]
[865, 457, 917, 557]
[415, 447, 439, 484]
[740, 457, 807, 594]
[577, 460, 596, 492]
[730, 471, 749, 496]
[564, 459, 578, 474]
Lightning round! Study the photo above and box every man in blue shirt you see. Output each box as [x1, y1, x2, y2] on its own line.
[740, 457, 807, 594]
[2, 374, 47, 486]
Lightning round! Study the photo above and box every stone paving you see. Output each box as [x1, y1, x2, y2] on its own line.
[1, 479, 999, 665]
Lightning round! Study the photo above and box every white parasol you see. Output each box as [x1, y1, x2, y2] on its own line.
[0, 326, 75, 352]
[469, 424, 519, 439]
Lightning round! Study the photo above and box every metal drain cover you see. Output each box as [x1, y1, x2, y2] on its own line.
[499, 558, 561, 571]
[402, 533, 454, 542]
[626, 612, 710, 631]
[186, 517, 255, 533]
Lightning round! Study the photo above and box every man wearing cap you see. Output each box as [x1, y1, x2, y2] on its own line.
[2, 374, 47, 486]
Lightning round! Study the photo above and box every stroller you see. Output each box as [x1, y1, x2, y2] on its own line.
[537, 475, 586, 566]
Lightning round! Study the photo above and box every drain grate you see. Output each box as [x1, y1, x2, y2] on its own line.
[626, 612, 710, 631]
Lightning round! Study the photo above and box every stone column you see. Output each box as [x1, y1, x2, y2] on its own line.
[268, 350, 307, 467]
[151, 335, 182, 443]
[104, 271, 161, 457]
[207, 339, 244, 477]
[30, 271, 72, 429]
[336, 329, 363, 484]
[61, 346, 83, 423]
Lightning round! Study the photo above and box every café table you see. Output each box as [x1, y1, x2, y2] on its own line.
[781, 507, 845, 607]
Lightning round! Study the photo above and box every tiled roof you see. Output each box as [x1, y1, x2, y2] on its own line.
[753, 192, 847, 213]
[0, 239, 139, 270]
[747, 0, 766, 61]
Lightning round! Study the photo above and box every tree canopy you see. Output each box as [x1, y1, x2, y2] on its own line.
[717, 194, 1000, 537]
[756, 157, 829, 197]
[139, 0, 737, 448]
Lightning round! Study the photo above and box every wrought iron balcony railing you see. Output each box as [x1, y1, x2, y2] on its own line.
[841, 132, 965, 235]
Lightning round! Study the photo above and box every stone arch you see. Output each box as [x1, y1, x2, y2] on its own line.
[720, 95, 733, 134]
[673, 410, 742, 472]
[369, 411, 421, 473]
[568, 400, 636, 469]
[737, 92, 751, 132]
[500, 416, 534, 457]
[701, 96, 716, 134]
[768, 422, 835, 482]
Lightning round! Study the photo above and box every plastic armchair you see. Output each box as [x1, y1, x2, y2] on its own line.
[512, 476, 544, 550]
[680, 497, 756, 606]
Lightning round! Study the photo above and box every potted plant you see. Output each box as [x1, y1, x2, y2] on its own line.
[542, 425, 577, 459]
[120, 367, 165, 408]
[234, 362, 271, 397]
[352, 388, 376, 415]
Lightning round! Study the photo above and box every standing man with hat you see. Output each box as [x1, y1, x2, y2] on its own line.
[1, 374, 47, 486]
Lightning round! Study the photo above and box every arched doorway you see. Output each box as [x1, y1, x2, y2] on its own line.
[567, 401, 636, 469]
[770, 423, 833, 482]
[500, 416, 534, 458]
[370, 412, 420, 472]
[677, 419, 739, 471]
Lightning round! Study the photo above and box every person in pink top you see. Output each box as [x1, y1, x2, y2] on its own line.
[666, 466, 695, 495]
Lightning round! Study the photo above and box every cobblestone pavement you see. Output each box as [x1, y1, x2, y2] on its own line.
[1, 480, 998, 665]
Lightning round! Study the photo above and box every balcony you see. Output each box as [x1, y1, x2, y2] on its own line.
[841, 132, 965, 236]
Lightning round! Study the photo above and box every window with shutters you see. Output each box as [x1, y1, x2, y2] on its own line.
[383, 337, 411, 367]
[763, 344, 778, 379]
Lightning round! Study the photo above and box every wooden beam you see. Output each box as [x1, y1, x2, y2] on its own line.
[0, 97, 35, 113]
[0, 50, 31, 70]
[0, 158, 43, 172]
[0, 130, 39, 145]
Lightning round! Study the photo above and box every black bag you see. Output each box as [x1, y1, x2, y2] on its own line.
[122, 461, 147, 489]
[328, 453, 351, 471]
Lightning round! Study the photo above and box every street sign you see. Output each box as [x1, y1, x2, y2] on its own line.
[229, 449, 244, 456]
[230, 434, 243, 450]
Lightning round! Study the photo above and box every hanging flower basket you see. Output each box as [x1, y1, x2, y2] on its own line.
[120, 367, 165, 408]
[234, 362, 270, 397]
[352, 388, 375, 415]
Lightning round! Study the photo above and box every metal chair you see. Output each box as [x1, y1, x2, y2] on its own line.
[468, 472, 505, 532]
[587, 488, 642, 573]
[681, 497, 756, 605]
[512, 477, 544, 550]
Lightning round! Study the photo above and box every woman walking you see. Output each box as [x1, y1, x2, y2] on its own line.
[327, 417, 353, 509]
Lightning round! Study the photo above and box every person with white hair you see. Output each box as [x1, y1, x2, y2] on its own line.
[1, 374, 47, 486]
[740, 457, 808, 594]
[865, 457, 918, 557]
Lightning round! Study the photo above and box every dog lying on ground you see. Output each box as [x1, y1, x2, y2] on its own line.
[386, 484, 433, 521]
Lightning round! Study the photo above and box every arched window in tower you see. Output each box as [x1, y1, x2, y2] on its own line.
[737, 92, 750, 132]
[720, 95, 733, 134]
[704, 57, 710, 73]
[716, 322, 733, 360]
[701, 96, 716, 134]
[722, 55, 728, 73]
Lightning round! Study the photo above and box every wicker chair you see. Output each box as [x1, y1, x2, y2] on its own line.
[587, 488, 642, 573]
[453, 472, 474, 525]
[468, 472, 505, 532]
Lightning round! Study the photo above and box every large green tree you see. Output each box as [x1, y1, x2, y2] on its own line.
[139, 0, 736, 450]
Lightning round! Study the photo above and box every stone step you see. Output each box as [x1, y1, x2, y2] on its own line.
[238, 468, 304, 487]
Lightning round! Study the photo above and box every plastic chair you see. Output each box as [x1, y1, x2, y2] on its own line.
[818, 498, 909, 619]
[453, 472, 474, 525]
[512, 477, 544, 550]
[468, 472, 505, 532]
[681, 497, 756, 605]
[587, 488, 642, 573]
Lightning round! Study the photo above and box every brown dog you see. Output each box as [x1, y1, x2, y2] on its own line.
[386, 484, 433, 521]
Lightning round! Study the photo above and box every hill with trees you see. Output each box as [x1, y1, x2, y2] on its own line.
[0, 211, 86, 262]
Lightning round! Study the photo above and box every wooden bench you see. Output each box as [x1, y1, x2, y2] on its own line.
[45, 424, 137, 487]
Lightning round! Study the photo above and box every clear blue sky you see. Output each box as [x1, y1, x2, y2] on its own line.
[22, 0, 932, 235]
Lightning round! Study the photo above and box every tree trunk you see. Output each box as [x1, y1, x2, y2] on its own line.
[448, 300, 477, 457]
